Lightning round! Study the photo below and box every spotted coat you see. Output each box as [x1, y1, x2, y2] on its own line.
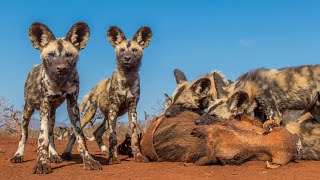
[10, 22, 102, 174]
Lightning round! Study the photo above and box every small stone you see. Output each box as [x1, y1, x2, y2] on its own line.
[183, 163, 193, 167]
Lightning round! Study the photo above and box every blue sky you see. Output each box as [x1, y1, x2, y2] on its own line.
[1, 0, 320, 123]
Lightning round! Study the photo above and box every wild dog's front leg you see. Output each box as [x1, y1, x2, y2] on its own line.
[48, 108, 62, 163]
[107, 107, 121, 165]
[62, 105, 98, 160]
[67, 94, 102, 170]
[33, 98, 53, 174]
[11, 104, 34, 163]
[128, 99, 149, 163]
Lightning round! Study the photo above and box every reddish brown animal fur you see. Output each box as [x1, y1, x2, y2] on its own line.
[141, 111, 300, 167]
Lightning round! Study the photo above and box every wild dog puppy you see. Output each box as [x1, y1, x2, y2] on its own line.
[140, 111, 300, 168]
[197, 65, 320, 130]
[164, 69, 231, 117]
[10, 22, 102, 174]
[62, 26, 152, 164]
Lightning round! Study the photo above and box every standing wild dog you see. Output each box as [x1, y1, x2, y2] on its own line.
[164, 69, 231, 117]
[11, 22, 102, 174]
[62, 26, 152, 164]
[197, 65, 320, 130]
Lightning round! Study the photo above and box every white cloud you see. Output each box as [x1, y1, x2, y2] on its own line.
[240, 39, 256, 46]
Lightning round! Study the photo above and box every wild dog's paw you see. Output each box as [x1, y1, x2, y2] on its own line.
[266, 161, 281, 169]
[83, 156, 103, 170]
[61, 152, 72, 160]
[108, 157, 121, 165]
[32, 161, 53, 174]
[134, 154, 149, 163]
[263, 120, 279, 135]
[102, 149, 109, 157]
[10, 154, 23, 163]
[49, 154, 63, 163]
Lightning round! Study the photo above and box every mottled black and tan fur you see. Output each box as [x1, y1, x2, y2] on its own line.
[56, 127, 73, 141]
[201, 65, 320, 128]
[284, 112, 320, 160]
[62, 26, 152, 164]
[164, 69, 231, 118]
[10, 22, 102, 174]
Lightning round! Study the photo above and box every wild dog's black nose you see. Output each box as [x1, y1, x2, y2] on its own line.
[124, 56, 132, 62]
[57, 66, 66, 72]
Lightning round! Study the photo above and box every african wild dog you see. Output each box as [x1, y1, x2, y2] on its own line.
[61, 26, 152, 164]
[164, 69, 231, 117]
[197, 65, 320, 131]
[140, 111, 300, 168]
[10, 22, 102, 174]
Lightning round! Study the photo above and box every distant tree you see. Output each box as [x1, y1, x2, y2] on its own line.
[0, 97, 22, 134]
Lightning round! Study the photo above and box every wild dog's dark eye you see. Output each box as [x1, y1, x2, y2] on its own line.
[120, 48, 125, 52]
[132, 48, 139, 55]
[48, 52, 55, 58]
[65, 52, 73, 57]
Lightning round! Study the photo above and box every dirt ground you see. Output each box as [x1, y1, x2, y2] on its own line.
[1, 135, 320, 180]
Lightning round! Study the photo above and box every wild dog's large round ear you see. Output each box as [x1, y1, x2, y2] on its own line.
[107, 26, 126, 47]
[29, 22, 55, 51]
[65, 22, 90, 50]
[191, 78, 211, 97]
[227, 91, 249, 112]
[133, 26, 152, 49]
[213, 72, 229, 98]
[164, 93, 172, 102]
[174, 69, 187, 84]
[164, 93, 172, 109]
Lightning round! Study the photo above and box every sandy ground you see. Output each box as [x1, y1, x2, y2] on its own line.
[1, 135, 320, 180]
